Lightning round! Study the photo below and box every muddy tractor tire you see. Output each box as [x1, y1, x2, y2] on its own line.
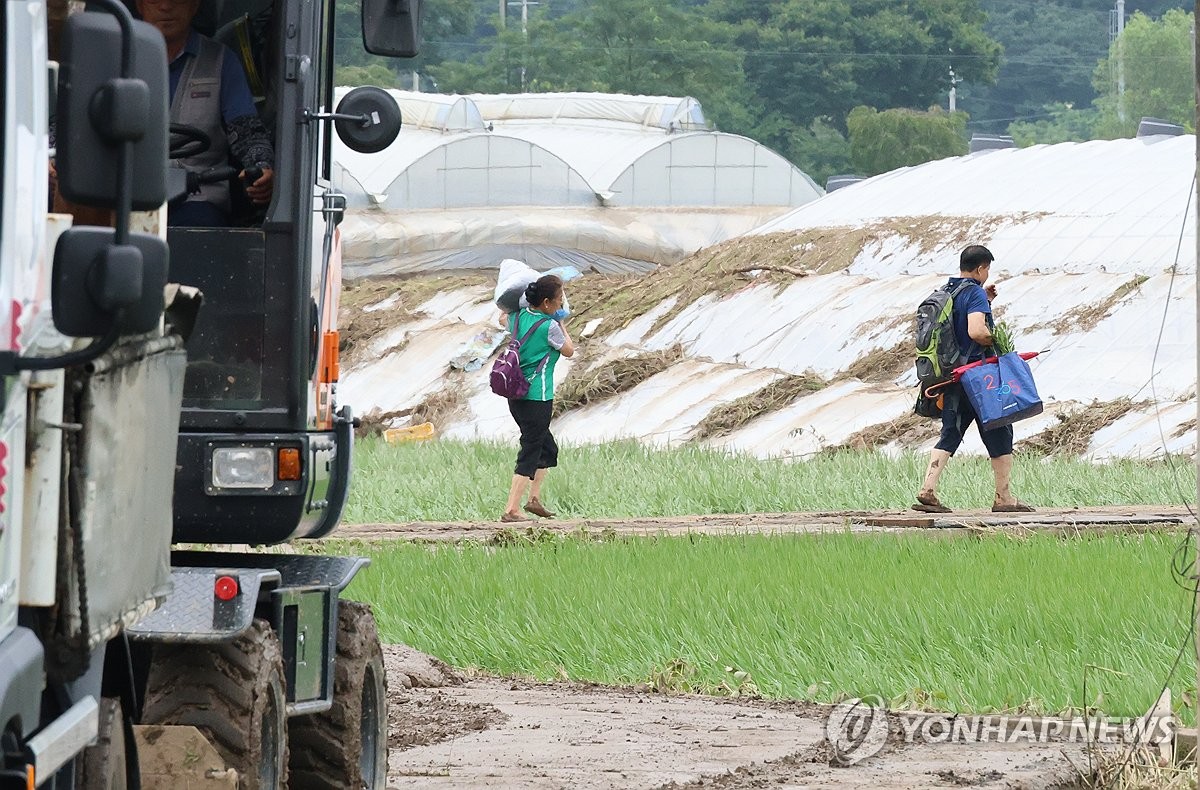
[287, 600, 387, 790]
[78, 697, 127, 789]
[141, 619, 289, 790]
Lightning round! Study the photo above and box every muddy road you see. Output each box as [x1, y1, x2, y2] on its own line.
[383, 647, 1087, 789]
[343, 505, 1191, 543]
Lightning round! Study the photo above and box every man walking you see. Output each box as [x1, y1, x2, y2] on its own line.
[913, 245, 1033, 514]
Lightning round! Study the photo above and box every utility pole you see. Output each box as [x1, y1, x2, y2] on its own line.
[1112, 0, 1126, 123]
[948, 66, 962, 113]
[504, 0, 539, 91]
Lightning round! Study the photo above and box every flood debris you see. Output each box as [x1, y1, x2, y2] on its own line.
[553, 344, 686, 416]
[690, 373, 827, 442]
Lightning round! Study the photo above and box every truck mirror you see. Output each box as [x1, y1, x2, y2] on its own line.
[334, 87, 402, 154]
[52, 228, 168, 338]
[362, 0, 422, 58]
[56, 11, 169, 210]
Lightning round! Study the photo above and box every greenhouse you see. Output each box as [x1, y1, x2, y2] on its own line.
[331, 90, 823, 275]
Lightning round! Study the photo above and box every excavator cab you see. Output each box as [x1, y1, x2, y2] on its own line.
[164, 0, 410, 545]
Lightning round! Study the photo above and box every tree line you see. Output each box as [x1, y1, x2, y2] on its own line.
[335, 0, 1193, 184]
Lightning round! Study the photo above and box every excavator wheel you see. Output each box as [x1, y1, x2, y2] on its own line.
[287, 601, 387, 790]
[141, 619, 288, 789]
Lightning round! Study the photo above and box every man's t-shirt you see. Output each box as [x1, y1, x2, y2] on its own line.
[946, 276, 991, 363]
[168, 30, 274, 174]
[168, 30, 258, 124]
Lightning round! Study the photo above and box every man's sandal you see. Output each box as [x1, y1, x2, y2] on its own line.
[992, 502, 1035, 513]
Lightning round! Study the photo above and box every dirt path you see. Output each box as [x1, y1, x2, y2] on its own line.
[343, 505, 1191, 543]
[382, 648, 1087, 789]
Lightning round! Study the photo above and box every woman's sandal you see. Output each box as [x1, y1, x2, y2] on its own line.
[524, 498, 556, 518]
[911, 493, 952, 514]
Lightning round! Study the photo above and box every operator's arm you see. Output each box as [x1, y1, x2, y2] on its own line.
[967, 312, 994, 346]
[547, 321, 575, 358]
[219, 47, 274, 204]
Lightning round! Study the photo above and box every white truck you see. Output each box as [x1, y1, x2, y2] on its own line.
[0, 0, 419, 787]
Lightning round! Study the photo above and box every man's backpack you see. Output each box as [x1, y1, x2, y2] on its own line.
[490, 313, 549, 399]
[914, 281, 973, 390]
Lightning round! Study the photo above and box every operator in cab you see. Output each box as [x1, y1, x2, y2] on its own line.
[138, 0, 275, 226]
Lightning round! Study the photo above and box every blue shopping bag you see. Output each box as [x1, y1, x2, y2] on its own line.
[959, 352, 1043, 431]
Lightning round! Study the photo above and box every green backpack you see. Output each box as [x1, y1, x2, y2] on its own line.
[914, 281, 973, 390]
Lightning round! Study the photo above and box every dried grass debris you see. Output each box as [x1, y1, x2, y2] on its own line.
[841, 340, 913, 384]
[569, 214, 1044, 344]
[1018, 398, 1139, 458]
[340, 273, 493, 367]
[410, 374, 467, 429]
[690, 373, 827, 442]
[553, 345, 685, 417]
[1172, 418, 1195, 440]
[830, 410, 940, 453]
[1042, 275, 1150, 336]
[356, 407, 413, 438]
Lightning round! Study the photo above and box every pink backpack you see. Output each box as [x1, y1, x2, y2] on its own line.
[490, 314, 549, 399]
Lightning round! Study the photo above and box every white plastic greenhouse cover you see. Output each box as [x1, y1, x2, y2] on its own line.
[341, 134, 1199, 463]
[331, 89, 822, 274]
[754, 135, 1196, 277]
[467, 92, 708, 131]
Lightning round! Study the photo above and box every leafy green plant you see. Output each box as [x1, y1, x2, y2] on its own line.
[992, 320, 1015, 356]
[344, 532, 1194, 721]
[345, 439, 1189, 524]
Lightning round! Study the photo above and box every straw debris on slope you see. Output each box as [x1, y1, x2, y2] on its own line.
[355, 407, 413, 437]
[340, 273, 492, 367]
[1040, 275, 1149, 335]
[567, 214, 1042, 344]
[840, 340, 913, 384]
[830, 411, 940, 453]
[553, 345, 685, 417]
[411, 374, 467, 428]
[1018, 398, 1139, 457]
[690, 373, 827, 442]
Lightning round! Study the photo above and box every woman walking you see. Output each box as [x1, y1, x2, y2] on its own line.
[502, 274, 575, 522]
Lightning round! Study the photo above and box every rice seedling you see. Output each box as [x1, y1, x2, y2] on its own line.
[343, 531, 1195, 721]
[344, 439, 1190, 524]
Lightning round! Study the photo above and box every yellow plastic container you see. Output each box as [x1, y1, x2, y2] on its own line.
[384, 422, 436, 444]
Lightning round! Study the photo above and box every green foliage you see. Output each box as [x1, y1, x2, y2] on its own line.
[846, 106, 968, 176]
[348, 531, 1194, 718]
[1007, 102, 1105, 147]
[335, 63, 401, 88]
[334, 0, 480, 83]
[419, 0, 1000, 185]
[780, 119, 853, 188]
[1092, 9, 1196, 136]
[344, 439, 1187, 523]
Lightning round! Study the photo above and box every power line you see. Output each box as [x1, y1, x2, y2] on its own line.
[335, 36, 1188, 67]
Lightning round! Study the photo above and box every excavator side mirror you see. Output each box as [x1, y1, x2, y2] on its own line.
[361, 0, 422, 58]
[334, 87, 402, 154]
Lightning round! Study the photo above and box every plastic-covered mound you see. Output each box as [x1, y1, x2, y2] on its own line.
[338, 268, 1194, 461]
[338, 136, 1198, 461]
